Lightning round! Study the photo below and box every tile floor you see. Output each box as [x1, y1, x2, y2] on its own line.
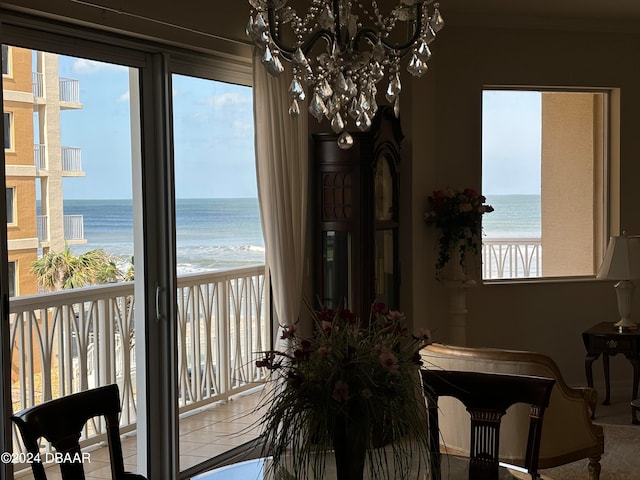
[13, 388, 265, 480]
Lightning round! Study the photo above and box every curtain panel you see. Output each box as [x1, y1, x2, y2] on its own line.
[252, 49, 309, 330]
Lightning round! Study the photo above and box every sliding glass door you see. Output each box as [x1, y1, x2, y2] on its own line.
[0, 22, 177, 479]
[170, 72, 267, 474]
[0, 14, 262, 480]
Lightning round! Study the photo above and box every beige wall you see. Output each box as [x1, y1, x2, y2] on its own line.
[541, 92, 599, 277]
[409, 23, 640, 387]
[3, 2, 639, 388]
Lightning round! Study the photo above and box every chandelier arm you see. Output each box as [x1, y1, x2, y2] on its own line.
[267, 7, 336, 62]
[351, 4, 424, 57]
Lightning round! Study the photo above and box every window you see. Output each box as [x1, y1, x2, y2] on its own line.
[4, 112, 11, 150]
[1, 45, 8, 75]
[482, 89, 608, 280]
[8, 261, 15, 297]
[5, 187, 14, 224]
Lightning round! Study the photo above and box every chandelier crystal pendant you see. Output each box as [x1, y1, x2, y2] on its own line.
[246, 0, 444, 148]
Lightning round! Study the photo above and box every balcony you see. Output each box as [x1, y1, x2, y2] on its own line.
[37, 215, 86, 243]
[62, 146, 84, 175]
[32, 73, 81, 108]
[10, 265, 268, 475]
[33, 145, 84, 175]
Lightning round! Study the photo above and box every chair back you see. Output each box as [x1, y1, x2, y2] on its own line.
[11, 383, 146, 480]
[421, 369, 555, 480]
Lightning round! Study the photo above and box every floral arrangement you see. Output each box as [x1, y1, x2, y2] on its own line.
[255, 303, 433, 480]
[423, 187, 494, 277]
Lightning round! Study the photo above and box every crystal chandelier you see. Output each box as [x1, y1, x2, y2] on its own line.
[246, 0, 444, 149]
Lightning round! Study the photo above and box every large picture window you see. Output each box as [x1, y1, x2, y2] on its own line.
[482, 89, 608, 280]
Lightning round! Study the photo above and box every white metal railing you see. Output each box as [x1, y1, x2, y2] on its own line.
[59, 78, 80, 103]
[9, 265, 268, 454]
[63, 215, 84, 241]
[34, 144, 46, 170]
[482, 238, 542, 279]
[62, 146, 83, 173]
[37, 215, 48, 242]
[32, 72, 43, 98]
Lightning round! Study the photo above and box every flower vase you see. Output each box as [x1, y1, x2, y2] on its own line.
[443, 241, 467, 282]
[332, 420, 367, 480]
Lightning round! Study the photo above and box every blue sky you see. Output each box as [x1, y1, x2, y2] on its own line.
[55, 55, 540, 199]
[56, 55, 256, 200]
[482, 90, 541, 195]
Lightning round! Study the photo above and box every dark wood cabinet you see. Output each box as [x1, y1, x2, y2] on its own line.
[313, 107, 403, 319]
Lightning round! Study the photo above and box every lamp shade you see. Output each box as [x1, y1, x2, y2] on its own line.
[597, 235, 640, 280]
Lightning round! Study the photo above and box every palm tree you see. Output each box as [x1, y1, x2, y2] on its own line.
[31, 247, 122, 291]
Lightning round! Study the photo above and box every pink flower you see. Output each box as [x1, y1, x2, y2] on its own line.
[418, 328, 432, 344]
[386, 310, 406, 322]
[332, 380, 350, 402]
[281, 324, 297, 340]
[378, 349, 400, 375]
[321, 320, 332, 333]
[371, 302, 388, 315]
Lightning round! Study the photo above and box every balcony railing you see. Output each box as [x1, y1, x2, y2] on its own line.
[32, 72, 43, 98]
[62, 146, 83, 173]
[34, 145, 84, 173]
[37, 215, 86, 242]
[36, 215, 48, 242]
[482, 238, 542, 279]
[64, 215, 84, 241]
[10, 265, 268, 454]
[34, 144, 46, 170]
[59, 78, 80, 103]
[32, 73, 80, 103]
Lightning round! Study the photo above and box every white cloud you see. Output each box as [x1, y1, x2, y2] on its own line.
[117, 91, 130, 103]
[202, 93, 251, 109]
[71, 58, 127, 74]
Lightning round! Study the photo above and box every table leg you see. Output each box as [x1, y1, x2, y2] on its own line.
[585, 354, 598, 388]
[603, 353, 611, 405]
[627, 355, 640, 401]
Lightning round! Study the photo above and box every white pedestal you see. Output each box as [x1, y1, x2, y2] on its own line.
[443, 279, 476, 346]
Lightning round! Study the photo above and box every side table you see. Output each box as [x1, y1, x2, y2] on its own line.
[582, 322, 640, 405]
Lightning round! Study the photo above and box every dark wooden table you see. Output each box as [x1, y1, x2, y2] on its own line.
[582, 321, 640, 404]
[194, 455, 524, 479]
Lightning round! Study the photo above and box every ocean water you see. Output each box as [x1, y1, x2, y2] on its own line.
[482, 194, 541, 238]
[62, 194, 538, 276]
[64, 198, 265, 275]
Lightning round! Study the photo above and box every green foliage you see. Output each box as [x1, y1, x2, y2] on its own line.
[31, 247, 130, 291]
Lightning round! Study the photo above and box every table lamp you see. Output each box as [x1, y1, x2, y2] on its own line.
[597, 234, 640, 330]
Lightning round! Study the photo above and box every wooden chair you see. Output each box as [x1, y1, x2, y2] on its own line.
[420, 370, 555, 480]
[11, 383, 146, 480]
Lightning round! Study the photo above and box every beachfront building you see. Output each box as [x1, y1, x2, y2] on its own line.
[3, 46, 86, 298]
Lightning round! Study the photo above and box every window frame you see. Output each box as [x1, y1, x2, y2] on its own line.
[7, 261, 15, 297]
[5, 186, 14, 225]
[3, 112, 11, 151]
[481, 86, 613, 283]
[1, 44, 9, 76]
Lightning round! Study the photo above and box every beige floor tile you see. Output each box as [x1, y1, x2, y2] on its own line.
[15, 388, 264, 479]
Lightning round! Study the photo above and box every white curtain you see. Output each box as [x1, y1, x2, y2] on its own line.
[252, 48, 309, 329]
